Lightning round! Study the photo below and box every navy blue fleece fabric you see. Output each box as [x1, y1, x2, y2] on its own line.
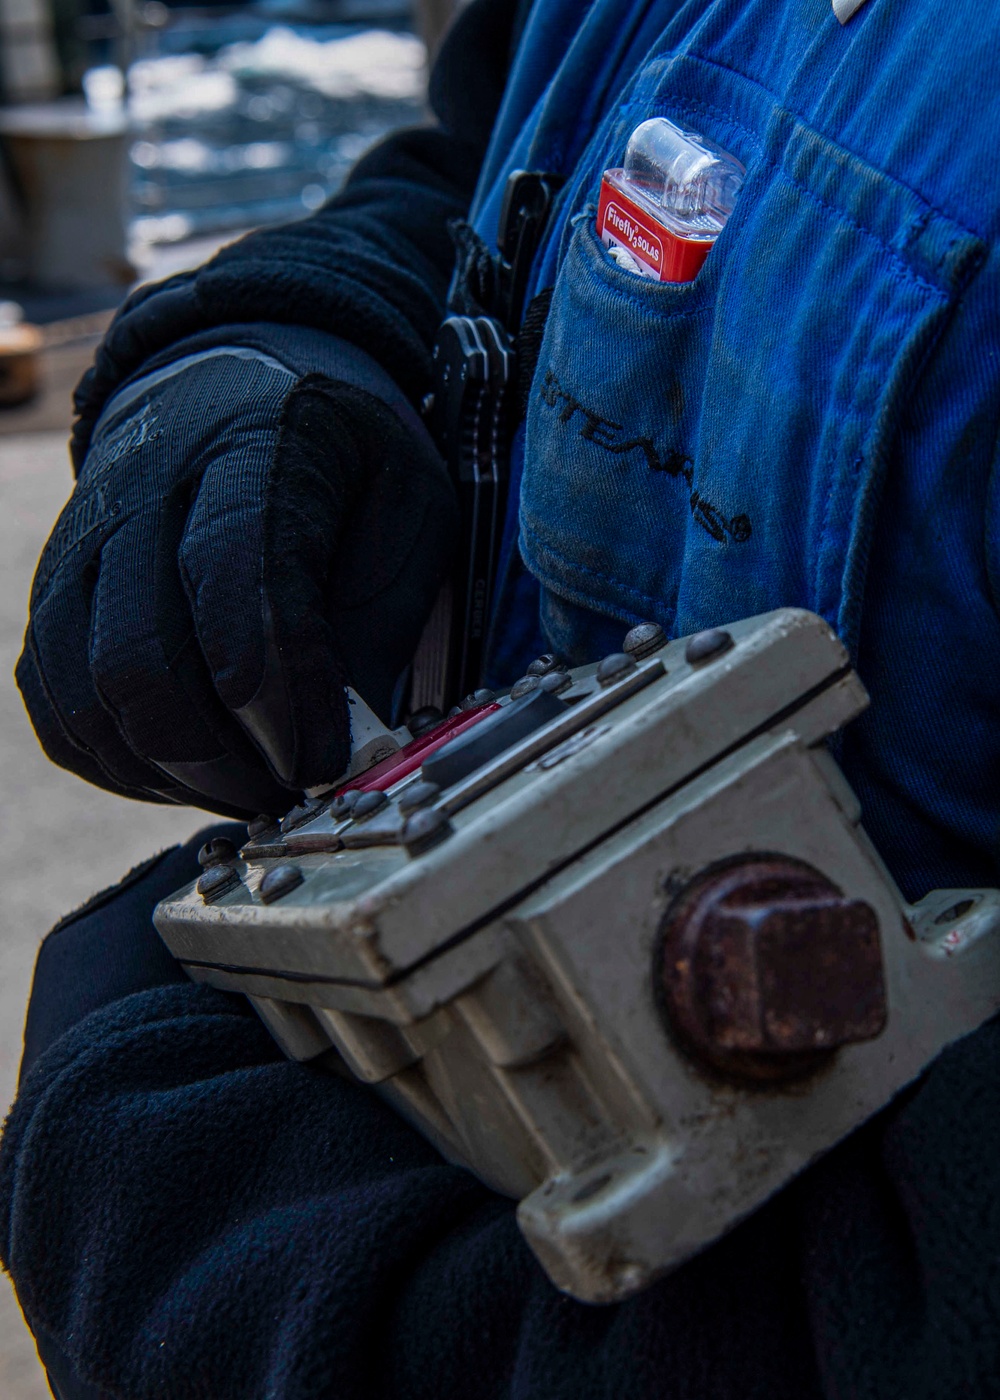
[3, 832, 1000, 1400]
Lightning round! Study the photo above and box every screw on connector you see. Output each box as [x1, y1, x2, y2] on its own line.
[461, 688, 495, 710]
[398, 780, 441, 816]
[402, 807, 453, 856]
[658, 856, 887, 1081]
[684, 628, 733, 665]
[596, 652, 638, 687]
[539, 670, 572, 695]
[246, 814, 274, 840]
[197, 864, 240, 903]
[198, 836, 238, 868]
[352, 789, 389, 820]
[623, 622, 666, 660]
[259, 863, 304, 904]
[408, 705, 444, 738]
[280, 799, 323, 834]
[330, 790, 361, 821]
[526, 653, 566, 677]
[510, 674, 541, 700]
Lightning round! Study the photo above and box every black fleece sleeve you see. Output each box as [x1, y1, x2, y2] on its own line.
[70, 0, 521, 472]
[2, 875, 999, 1398]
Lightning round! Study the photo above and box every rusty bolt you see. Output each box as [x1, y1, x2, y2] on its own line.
[197, 864, 239, 903]
[461, 688, 496, 709]
[402, 807, 453, 856]
[596, 652, 637, 686]
[197, 836, 238, 868]
[398, 779, 441, 815]
[330, 790, 361, 821]
[510, 674, 541, 700]
[527, 653, 565, 677]
[684, 628, 733, 665]
[259, 863, 304, 904]
[657, 856, 887, 1081]
[623, 622, 666, 660]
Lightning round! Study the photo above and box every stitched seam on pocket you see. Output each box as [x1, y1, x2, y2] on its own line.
[684, 49, 987, 243]
[774, 168, 950, 299]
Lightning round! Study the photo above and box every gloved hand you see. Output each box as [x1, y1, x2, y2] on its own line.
[17, 339, 458, 819]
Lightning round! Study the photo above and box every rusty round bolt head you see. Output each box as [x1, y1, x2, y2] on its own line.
[510, 674, 541, 700]
[623, 622, 666, 660]
[596, 652, 637, 687]
[539, 670, 572, 695]
[259, 863, 304, 904]
[684, 628, 733, 665]
[407, 705, 444, 738]
[398, 779, 441, 816]
[330, 790, 361, 821]
[197, 836, 238, 869]
[526, 653, 565, 677]
[461, 688, 496, 710]
[246, 814, 274, 841]
[352, 789, 388, 820]
[402, 807, 453, 856]
[657, 855, 887, 1081]
[197, 864, 240, 903]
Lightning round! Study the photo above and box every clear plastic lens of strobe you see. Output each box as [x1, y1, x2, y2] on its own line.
[622, 118, 745, 238]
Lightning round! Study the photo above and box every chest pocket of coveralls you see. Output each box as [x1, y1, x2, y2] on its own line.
[520, 79, 985, 663]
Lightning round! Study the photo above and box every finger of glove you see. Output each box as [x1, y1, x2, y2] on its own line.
[90, 507, 295, 817]
[181, 378, 366, 790]
[86, 351, 304, 816]
[16, 627, 171, 804]
[18, 525, 186, 801]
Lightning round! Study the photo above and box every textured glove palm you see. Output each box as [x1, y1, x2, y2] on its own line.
[17, 346, 457, 818]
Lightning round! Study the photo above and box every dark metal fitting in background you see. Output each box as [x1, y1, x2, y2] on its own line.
[510, 674, 541, 700]
[539, 670, 572, 695]
[448, 705, 463, 719]
[408, 705, 445, 738]
[461, 689, 496, 710]
[330, 790, 361, 821]
[197, 864, 240, 903]
[403, 808, 453, 856]
[398, 780, 442, 816]
[658, 856, 887, 1081]
[685, 629, 733, 665]
[259, 863, 304, 904]
[198, 836, 238, 869]
[623, 622, 667, 660]
[246, 814, 274, 840]
[526, 654, 566, 677]
[596, 653, 638, 687]
[352, 790, 389, 820]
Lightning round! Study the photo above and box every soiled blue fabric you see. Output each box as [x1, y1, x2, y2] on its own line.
[479, 0, 1000, 904]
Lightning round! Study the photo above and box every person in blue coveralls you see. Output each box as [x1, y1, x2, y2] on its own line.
[5, 0, 1000, 1395]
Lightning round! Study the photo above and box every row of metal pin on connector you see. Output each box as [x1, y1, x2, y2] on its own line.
[194, 621, 736, 908]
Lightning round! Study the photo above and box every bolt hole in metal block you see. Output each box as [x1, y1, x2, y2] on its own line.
[153, 610, 1000, 1302]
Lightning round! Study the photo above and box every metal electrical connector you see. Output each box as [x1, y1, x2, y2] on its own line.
[154, 610, 1000, 1304]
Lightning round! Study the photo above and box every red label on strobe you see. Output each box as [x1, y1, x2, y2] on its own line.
[597, 170, 712, 283]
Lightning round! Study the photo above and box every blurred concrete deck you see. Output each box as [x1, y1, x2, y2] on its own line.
[0, 344, 205, 1391]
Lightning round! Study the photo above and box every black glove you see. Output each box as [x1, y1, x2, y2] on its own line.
[17, 333, 457, 819]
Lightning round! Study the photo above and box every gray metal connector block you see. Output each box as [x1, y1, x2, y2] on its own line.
[154, 609, 1000, 1302]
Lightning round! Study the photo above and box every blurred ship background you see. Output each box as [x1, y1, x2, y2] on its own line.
[0, 0, 456, 1389]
